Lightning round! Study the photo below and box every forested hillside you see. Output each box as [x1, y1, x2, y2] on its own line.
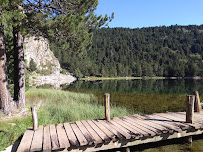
[52, 25, 203, 78]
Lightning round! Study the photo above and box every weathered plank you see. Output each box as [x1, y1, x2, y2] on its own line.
[43, 125, 51, 152]
[131, 115, 170, 133]
[112, 117, 145, 137]
[97, 119, 124, 139]
[71, 123, 88, 146]
[145, 114, 183, 132]
[139, 115, 181, 133]
[64, 122, 79, 146]
[155, 113, 192, 130]
[56, 124, 70, 149]
[121, 117, 156, 136]
[170, 112, 202, 129]
[17, 129, 34, 152]
[92, 120, 116, 139]
[86, 120, 111, 143]
[81, 120, 103, 144]
[30, 125, 43, 152]
[124, 116, 161, 135]
[75, 121, 94, 144]
[50, 124, 60, 150]
[108, 120, 132, 139]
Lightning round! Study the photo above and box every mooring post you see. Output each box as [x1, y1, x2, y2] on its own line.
[125, 147, 130, 152]
[186, 95, 195, 123]
[194, 91, 201, 113]
[185, 95, 195, 144]
[31, 106, 38, 131]
[104, 93, 111, 121]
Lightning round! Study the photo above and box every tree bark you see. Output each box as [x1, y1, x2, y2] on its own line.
[0, 8, 12, 114]
[13, 27, 25, 107]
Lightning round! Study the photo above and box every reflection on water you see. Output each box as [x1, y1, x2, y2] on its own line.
[63, 79, 203, 114]
[62, 79, 203, 152]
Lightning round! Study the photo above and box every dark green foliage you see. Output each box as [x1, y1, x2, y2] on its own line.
[29, 59, 37, 72]
[54, 25, 203, 77]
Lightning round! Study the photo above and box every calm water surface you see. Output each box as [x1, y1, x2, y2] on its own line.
[63, 79, 203, 152]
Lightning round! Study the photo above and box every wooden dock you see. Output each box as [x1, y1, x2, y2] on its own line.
[17, 112, 203, 152]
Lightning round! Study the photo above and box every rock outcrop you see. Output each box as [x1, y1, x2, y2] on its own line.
[24, 36, 76, 88]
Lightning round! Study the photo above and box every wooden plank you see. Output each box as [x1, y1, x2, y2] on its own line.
[138, 114, 181, 133]
[92, 120, 116, 139]
[145, 114, 183, 132]
[50, 124, 60, 150]
[124, 116, 161, 135]
[97, 119, 124, 139]
[17, 129, 34, 152]
[157, 113, 184, 122]
[56, 124, 70, 149]
[155, 113, 192, 129]
[75, 121, 94, 145]
[64, 123, 79, 146]
[108, 120, 132, 139]
[122, 116, 157, 136]
[70, 122, 88, 146]
[170, 112, 202, 129]
[43, 125, 51, 152]
[30, 125, 43, 152]
[81, 120, 103, 144]
[113, 117, 146, 137]
[131, 115, 171, 133]
[86, 120, 111, 143]
[177, 112, 203, 125]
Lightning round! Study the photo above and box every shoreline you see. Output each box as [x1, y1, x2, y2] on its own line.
[80, 76, 203, 81]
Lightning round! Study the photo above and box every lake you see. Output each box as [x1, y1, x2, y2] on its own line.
[63, 79, 203, 114]
[63, 79, 203, 152]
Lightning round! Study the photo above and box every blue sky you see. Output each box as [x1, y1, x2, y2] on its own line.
[95, 0, 203, 28]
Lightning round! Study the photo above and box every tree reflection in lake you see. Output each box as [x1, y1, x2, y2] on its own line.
[63, 79, 203, 114]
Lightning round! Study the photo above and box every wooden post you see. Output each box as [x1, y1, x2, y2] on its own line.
[194, 91, 201, 113]
[125, 147, 130, 152]
[186, 95, 195, 124]
[31, 106, 38, 131]
[185, 95, 195, 144]
[104, 93, 110, 121]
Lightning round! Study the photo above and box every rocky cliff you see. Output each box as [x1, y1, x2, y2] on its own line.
[24, 36, 76, 88]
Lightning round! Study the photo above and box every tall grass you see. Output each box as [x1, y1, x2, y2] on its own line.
[0, 88, 133, 150]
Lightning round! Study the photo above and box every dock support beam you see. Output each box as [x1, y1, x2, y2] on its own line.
[104, 93, 111, 121]
[194, 91, 201, 113]
[185, 95, 195, 144]
[31, 106, 38, 131]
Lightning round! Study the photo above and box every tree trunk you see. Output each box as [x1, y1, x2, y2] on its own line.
[13, 27, 25, 107]
[0, 9, 12, 114]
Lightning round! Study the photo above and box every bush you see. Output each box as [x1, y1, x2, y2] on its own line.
[29, 59, 37, 72]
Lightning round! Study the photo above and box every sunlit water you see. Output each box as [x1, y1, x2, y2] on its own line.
[62, 79, 203, 152]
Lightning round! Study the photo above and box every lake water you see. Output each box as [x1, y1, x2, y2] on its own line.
[63, 79, 203, 152]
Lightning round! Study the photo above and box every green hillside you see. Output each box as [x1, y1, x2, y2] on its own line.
[52, 25, 203, 78]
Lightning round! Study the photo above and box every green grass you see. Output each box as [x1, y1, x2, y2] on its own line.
[0, 88, 133, 150]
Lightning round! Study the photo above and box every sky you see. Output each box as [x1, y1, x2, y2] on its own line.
[95, 0, 203, 28]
